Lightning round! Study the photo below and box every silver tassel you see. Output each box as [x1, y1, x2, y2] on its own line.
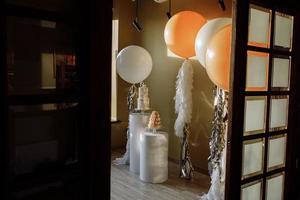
[179, 123, 194, 179]
[114, 84, 137, 165]
[208, 87, 228, 176]
[127, 84, 137, 112]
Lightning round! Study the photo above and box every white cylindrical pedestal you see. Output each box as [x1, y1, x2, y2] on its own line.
[140, 131, 168, 183]
[129, 112, 150, 174]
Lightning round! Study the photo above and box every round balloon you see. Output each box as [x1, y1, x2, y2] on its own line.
[164, 11, 206, 58]
[206, 24, 232, 91]
[195, 17, 231, 68]
[116, 45, 153, 84]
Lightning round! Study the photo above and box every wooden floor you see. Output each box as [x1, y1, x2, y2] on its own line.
[111, 150, 210, 200]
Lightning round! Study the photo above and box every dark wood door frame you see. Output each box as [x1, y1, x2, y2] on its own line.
[78, 0, 112, 199]
[226, 0, 300, 199]
[0, 0, 9, 199]
[225, 0, 248, 199]
[291, 10, 300, 200]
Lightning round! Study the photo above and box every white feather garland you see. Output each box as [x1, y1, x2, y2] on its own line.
[199, 168, 225, 200]
[174, 59, 194, 138]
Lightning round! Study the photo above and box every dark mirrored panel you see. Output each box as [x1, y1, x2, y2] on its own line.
[8, 103, 80, 178]
[5, 0, 72, 12]
[6, 16, 79, 95]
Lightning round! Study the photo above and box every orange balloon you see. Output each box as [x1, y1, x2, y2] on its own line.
[206, 24, 232, 91]
[164, 11, 206, 58]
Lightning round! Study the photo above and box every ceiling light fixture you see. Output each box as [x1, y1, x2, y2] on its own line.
[166, 0, 172, 19]
[132, 0, 142, 31]
[218, 0, 226, 11]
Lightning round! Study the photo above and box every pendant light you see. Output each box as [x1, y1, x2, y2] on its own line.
[218, 0, 226, 11]
[132, 0, 142, 31]
[166, 0, 172, 19]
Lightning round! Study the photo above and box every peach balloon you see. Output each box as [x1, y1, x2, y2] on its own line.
[206, 24, 232, 91]
[164, 11, 206, 58]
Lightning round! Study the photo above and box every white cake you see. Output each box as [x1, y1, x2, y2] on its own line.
[137, 84, 150, 111]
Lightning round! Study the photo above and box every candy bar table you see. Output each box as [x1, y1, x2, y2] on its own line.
[140, 131, 168, 183]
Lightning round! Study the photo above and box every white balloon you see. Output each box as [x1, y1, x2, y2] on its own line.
[195, 18, 232, 68]
[116, 45, 153, 84]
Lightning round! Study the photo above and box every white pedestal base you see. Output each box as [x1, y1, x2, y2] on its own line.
[129, 113, 150, 174]
[140, 131, 168, 183]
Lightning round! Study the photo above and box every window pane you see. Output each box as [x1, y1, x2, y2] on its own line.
[241, 180, 262, 200]
[246, 51, 269, 91]
[270, 96, 289, 131]
[266, 173, 285, 200]
[248, 6, 271, 48]
[271, 57, 291, 90]
[6, 16, 79, 95]
[244, 96, 266, 135]
[274, 12, 293, 50]
[268, 135, 287, 171]
[242, 139, 264, 179]
[111, 19, 118, 121]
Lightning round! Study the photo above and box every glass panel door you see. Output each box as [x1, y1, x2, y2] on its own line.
[6, 16, 79, 95]
[226, 1, 299, 199]
[2, 1, 82, 199]
[242, 5, 293, 200]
